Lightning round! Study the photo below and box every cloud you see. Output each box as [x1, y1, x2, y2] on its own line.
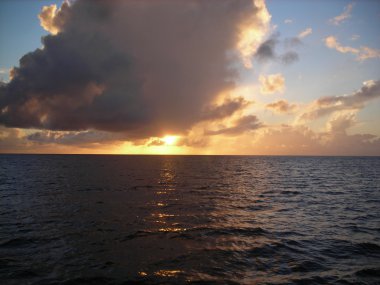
[284, 19, 293, 24]
[201, 97, 250, 121]
[330, 3, 353, 25]
[237, 0, 271, 68]
[147, 138, 165, 147]
[283, 37, 302, 48]
[266, 100, 297, 114]
[327, 111, 356, 135]
[351, 34, 360, 41]
[324, 36, 380, 61]
[254, 36, 278, 62]
[0, 68, 11, 83]
[259, 73, 285, 94]
[0, 0, 271, 139]
[324, 36, 359, 54]
[358, 46, 380, 61]
[322, 112, 380, 155]
[0, 126, 122, 153]
[205, 115, 262, 136]
[255, 34, 299, 64]
[0, 126, 29, 152]
[249, 118, 380, 156]
[283, 26, 312, 50]
[0, 68, 9, 75]
[298, 27, 312, 39]
[280, 51, 299, 64]
[27, 130, 125, 146]
[38, 1, 70, 35]
[300, 80, 380, 120]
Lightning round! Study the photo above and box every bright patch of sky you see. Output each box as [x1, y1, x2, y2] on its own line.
[241, 0, 380, 132]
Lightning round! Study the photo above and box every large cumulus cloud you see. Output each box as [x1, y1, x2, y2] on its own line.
[0, 0, 270, 139]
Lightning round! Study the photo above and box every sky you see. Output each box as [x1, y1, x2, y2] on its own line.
[0, 0, 380, 155]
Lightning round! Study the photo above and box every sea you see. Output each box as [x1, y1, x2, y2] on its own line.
[0, 155, 379, 285]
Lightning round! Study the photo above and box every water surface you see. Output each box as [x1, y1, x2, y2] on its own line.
[1, 155, 379, 284]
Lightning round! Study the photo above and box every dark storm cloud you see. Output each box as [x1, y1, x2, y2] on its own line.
[0, 0, 268, 139]
[205, 115, 262, 136]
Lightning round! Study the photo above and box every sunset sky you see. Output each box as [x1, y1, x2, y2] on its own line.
[1, 0, 380, 155]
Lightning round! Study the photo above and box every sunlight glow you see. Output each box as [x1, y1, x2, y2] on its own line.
[162, 135, 179, 145]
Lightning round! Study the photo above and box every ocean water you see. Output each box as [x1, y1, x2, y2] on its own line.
[0, 155, 379, 285]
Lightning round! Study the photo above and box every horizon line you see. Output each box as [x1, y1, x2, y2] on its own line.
[1, 153, 379, 157]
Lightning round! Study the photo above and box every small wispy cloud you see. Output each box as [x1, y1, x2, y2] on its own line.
[298, 27, 312, 39]
[324, 36, 380, 61]
[351, 34, 360, 41]
[284, 19, 293, 24]
[329, 2, 354, 25]
[324, 36, 359, 54]
[358, 46, 380, 61]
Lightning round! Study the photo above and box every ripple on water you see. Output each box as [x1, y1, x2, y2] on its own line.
[0, 155, 379, 284]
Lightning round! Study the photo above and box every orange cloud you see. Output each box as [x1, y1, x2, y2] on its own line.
[259, 74, 285, 94]
[329, 3, 353, 26]
[324, 36, 380, 61]
[298, 27, 312, 39]
[266, 100, 297, 114]
[324, 36, 359, 54]
[38, 1, 70, 35]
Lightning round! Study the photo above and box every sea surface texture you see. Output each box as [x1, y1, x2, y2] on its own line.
[0, 155, 379, 285]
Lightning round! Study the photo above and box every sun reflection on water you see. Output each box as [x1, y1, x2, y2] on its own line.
[154, 270, 182, 277]
[151, 159, 181, 232]
[158, 227, 186, 232]
[152, 213, 175, 218]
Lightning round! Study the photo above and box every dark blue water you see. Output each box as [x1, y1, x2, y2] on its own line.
[0, 155, 379, 284]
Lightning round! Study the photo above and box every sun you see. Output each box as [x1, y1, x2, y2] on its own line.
[161, 135, 178, 145]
